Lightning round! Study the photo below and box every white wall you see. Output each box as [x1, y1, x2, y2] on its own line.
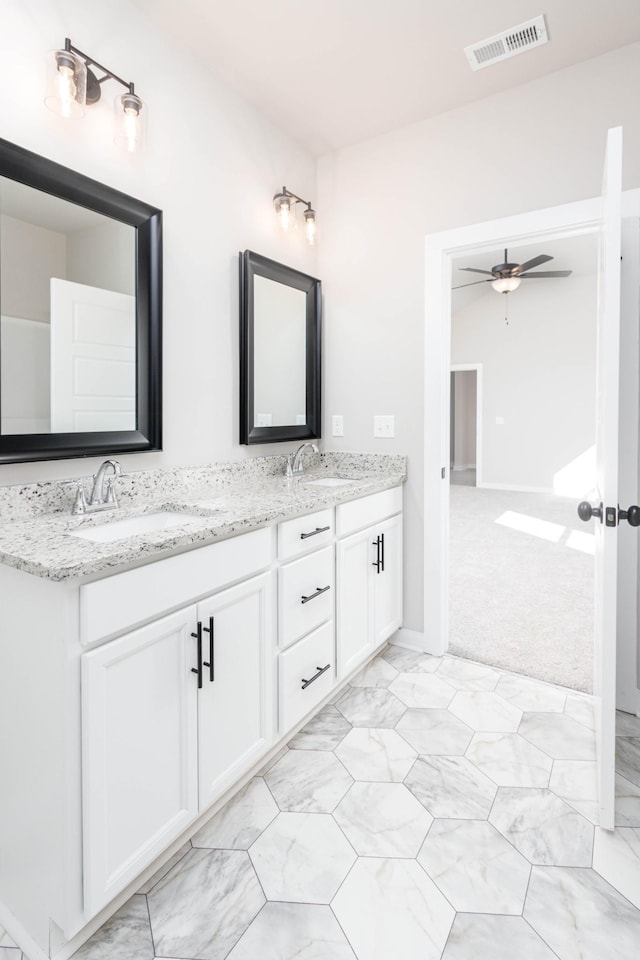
[0, 0, 317, 485]
[0, 214, 66, 322]
[318, 42, 640, 632]
[66, 220, 135, 296]
[452, 275, 597, 491]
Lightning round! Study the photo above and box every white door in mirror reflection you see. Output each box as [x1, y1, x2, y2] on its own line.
[50, 279, 136, 432]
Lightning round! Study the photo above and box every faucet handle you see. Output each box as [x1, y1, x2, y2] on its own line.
[72, 481, 88, 516]
[285, 453, 295, 478]
[105, 476, 119, 506]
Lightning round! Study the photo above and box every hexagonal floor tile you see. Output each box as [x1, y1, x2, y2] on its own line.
[616, 738, 640, 787]
[564, 694, 596, 731]
[436, 657, 500, 691]
[249, 813, 356, 902]
[192, 778, 278, 849]
[335, 687, 406, 727]
[494, 673, 566, 713]
[593, 826, 640, 909]
[381, 646, 425, 670]
[71, 895, 154, 960]
[147, 849, 264, 960]
[449, 691, 522, 732]
[227, 902, 356, 959]
[548, 760, 598, 824]
[489, 787, 593, 866]
[264, 749, 353, 812]
[335, 728, 417, 781]
[333, 782, 433, 857]
[441, 913, 557, 960]
[388, 672, 455, 709]
[288, 705, 352, 751]
[332, 857, 454, 960]
[524, 866, 640, 960]
[465, 732, 552, 787]
[616, 772, 640, 826]
[404, 755, 496, 819]
[418, 819, 530, 913]
[519, 712, 596, 760]
[350, 657, 398, 688]
[396, 708, 473, 755]
[617, 710, 640, 737]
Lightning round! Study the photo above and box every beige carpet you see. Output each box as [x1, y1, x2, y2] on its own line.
[449, 485, 593, 693]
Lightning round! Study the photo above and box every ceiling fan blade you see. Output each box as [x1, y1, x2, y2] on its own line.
[514, 254, 554, 274]
[452, 279, 493, 289]
[459, 267, 495, 275]
[518, 270, 572, 278]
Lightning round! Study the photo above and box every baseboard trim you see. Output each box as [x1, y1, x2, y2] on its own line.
[477, 482, 554, 494]
[388, 628, 426, 652]
[452, 465, 476, 472]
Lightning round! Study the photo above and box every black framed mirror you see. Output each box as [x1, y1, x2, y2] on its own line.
[239, 250, 321, 445]
[0, 138, 162, 463]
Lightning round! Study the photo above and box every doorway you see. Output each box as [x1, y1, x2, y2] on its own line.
[450, 365, 481, 488]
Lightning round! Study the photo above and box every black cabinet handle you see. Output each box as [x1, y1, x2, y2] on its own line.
[372, 535, 381, 573]
[202, 616, 214, 682]
[300, 525, 331, 540]
[190, 621, 203, 689]
[301, 584, 331, 604]
[380, 531, 385, 572]
[301, 663, 331, 689]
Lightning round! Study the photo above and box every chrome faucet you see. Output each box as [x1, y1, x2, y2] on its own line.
[72, 459, 123, 515]
[286, 442, 319, 478]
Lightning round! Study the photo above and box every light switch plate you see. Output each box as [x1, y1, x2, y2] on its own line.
[374, 415, 395, 438]
[332, 415, 344, 437]
[257, 413, 273, 426]
[496, 416, 505, 425]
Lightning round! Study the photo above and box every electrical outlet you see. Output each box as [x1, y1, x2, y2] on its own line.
[332, 415, 344, 437]
[374, 415, 395, 438]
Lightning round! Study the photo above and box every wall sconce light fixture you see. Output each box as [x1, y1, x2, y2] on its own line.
[273, 186, 317, 245]
[45, 38, 145, 152]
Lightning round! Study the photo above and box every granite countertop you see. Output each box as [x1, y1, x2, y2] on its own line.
[0, 453, 407, 581]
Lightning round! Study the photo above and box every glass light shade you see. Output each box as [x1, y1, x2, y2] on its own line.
[44, 48, 87, 119]
[491, 276, 522, 293]
[304, 208, 317, 245]
[274, 193, 292, 232]
[114, 92, 145, 153]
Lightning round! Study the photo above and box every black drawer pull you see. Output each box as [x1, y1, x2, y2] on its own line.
[190, 621, 203, 689]
[301, 663, 331, 689]
[202, 616, 214, 682]
[372, 535, 381, 573]
[300, 525, 331, 540]
[380, 531, 385, 572]
[301, 584, 331, 604]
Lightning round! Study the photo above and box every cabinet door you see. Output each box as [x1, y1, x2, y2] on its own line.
[336, 527, 375, 678]
[197, 573, 273, 809]
[372, 513, 403, 646]
[82, 607, 198, 916]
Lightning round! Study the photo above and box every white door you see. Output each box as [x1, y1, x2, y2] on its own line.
[50, 278, 136, 432]
[81, 607, 199, 915]
[336, 527, 374, 677]
[372, 513, 403, 646]
[197, 573, 272, 809]
[589, 126, 623, 829]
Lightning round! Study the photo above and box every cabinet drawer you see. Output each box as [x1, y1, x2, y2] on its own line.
[278, 508, 334, 561]
[279, 546, 333, 649]
[279, 621, 335, 732]
[81, 527, 272, 646]
[336, 486, 402, 537]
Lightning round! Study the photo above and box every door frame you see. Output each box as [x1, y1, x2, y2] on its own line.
[450, 363, 483, 486]
[423, 192, 640, 714]
[424, 196, 603, 658]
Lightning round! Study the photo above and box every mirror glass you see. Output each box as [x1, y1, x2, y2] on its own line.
[253, 275, 306, 427]
[0, 137, 162, 464]
[0, 177, 136, 435]
[240, 250, 321, 445]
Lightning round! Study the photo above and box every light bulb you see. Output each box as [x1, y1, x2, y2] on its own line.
[274, 193, 292, 232]
[115, 92, 144, 153]
[44, 49, 86, 118]
[304, 208, 317, 245]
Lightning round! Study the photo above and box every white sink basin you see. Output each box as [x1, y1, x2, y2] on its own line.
[70, 511, 204, 543]
[304, 477, 353, 487]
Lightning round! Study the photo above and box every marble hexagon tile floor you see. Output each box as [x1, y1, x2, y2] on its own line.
[11, 646, 640, 960]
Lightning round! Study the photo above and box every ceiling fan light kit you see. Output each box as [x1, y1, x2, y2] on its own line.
[454, 248, 572, 293]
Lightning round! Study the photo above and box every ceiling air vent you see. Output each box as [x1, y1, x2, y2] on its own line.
[464, 15, 549, 71]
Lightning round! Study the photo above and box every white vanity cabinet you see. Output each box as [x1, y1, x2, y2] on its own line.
[79, 530, 273, 916]
[336, 488, 403, 678]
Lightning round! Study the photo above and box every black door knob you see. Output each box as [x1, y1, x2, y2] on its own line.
[619, 505, 640, 527]
[578, 501, 602, 522]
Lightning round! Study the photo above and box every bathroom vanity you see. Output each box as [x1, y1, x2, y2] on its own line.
[0, 453, 405, 959]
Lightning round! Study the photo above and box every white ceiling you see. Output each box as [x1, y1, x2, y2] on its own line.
[134, 0, 640, 155]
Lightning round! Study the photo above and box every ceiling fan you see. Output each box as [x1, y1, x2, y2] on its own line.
[454, 248, 572, 293]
